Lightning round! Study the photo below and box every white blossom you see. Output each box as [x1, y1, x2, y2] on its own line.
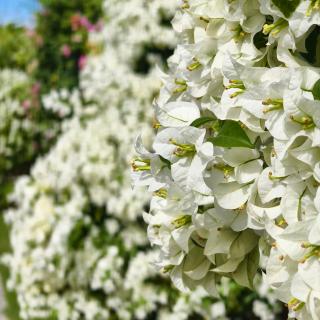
[131, 1, 320, 319]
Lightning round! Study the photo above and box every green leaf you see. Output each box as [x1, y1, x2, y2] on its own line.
[159, 155, 171, 168]
[253, 31, 268, 50]
[271, 0, 301, 18]
[312, 79, 320, 100]
[301, 26, 320, 67]
[191, 116, 215, 128]
[208, 120, 255, 149]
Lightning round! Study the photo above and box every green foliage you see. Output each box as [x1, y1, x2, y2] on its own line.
[191, 116, 216, 128]
[68, 219, 90, 250]
[302, 26, 320, 67]
[208, 120, 255, 149]
[0, 24, 36, 71]
[34, 0, 103, 92]
[313, 79, 320, 100]
[253, 31, 269, 50]
[0, 3, 104, 317]
[271, 0, 301, 18]
[0, 72, 58, 174]
[0, 213, 20, 320]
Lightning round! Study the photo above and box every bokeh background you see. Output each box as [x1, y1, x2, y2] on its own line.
[0, 1, 287, 319]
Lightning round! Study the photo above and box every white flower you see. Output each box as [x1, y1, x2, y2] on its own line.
[131, 1, 320, 319]
[3, 1, 232, 319]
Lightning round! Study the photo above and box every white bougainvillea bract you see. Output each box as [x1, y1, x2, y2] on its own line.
[132, 1, 320, 319]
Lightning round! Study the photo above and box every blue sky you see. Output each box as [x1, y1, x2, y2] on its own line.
[0, 0, 40, 26]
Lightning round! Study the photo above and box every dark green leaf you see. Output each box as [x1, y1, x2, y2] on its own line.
[208, 120, 255, 149]
[253, 31, 268, 50]
[312, 79, 320, 100]
[67, 219, 89, 250]
[191, 116, 215, 127]
[159, 155, 171, 168]
[301, 26, 320, 67]
[271, 0, 301, 18]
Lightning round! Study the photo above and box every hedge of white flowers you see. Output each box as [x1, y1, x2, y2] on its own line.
[0, 68, 59, 186]
[132, 1, 320, 320]
[0, 70, 35, 173]
[2, 1, 226, 319]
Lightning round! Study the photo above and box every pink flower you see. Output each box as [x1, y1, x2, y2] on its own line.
[78, 55, 87, 70]
[70, 13, 82, 31]
[71, 14, 95, 32]
[31, 83, 41, 96]
[22, 100, 31, 111]
[61, 44, 72, 57]
[87, 24, 96, 32]
[80, 16, 91, 29]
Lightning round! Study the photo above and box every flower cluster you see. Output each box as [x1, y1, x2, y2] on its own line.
[70, 13, 102, 33]
[132, 1, 320, 319]
[0, 69, 52, 174]
[80, 0, 178, 107]
[2, 1, 228, 319]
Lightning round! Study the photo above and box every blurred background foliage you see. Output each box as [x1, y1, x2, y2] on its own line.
[0, 0, 104, 190]
[0, 1, 104, 319]
[34, 0, 103, 92]
[0, 24, 36, 70]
